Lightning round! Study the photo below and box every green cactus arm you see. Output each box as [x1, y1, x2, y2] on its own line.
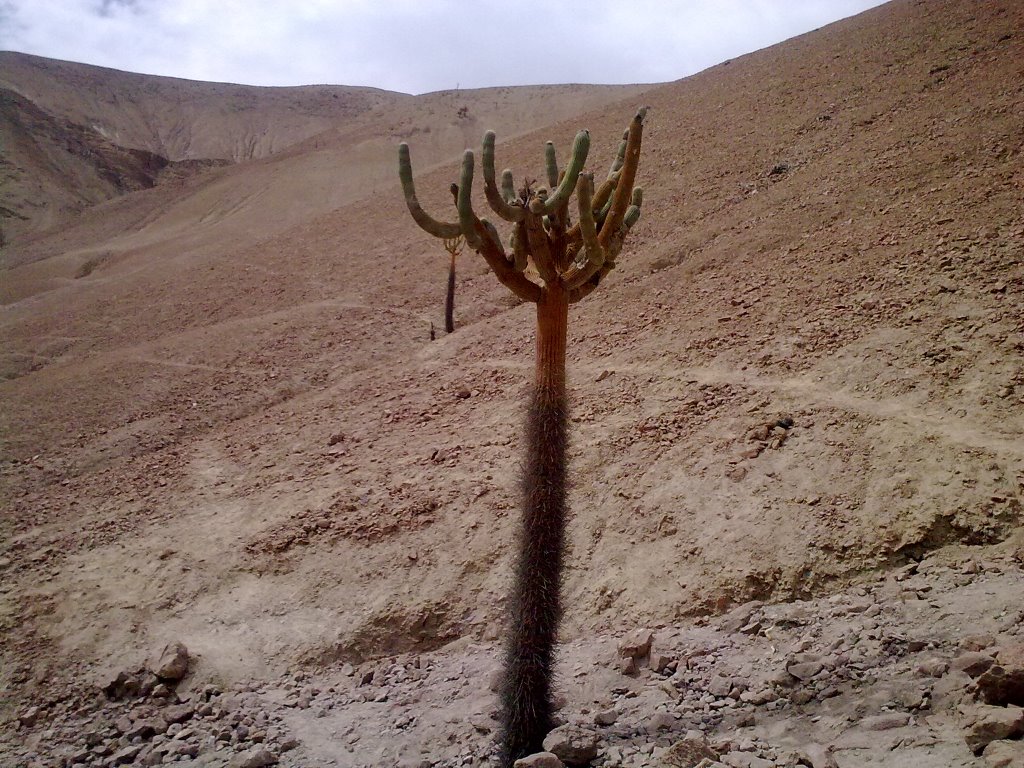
[457, 150, 485, 249]
[570, 191, 642, 303]
[561, 173, 608, 290]
[609, 133, 627, 176]
[525, 198, 558, 284]
[541, 130, 590, 215]
[592, 171, 619, 215]
[544, 141, 559, 188]
[482, 131, 525, 222]
[398, 143, 462, 239]
[501, 169, 516, 204]
[510, 221, 529, 272]
[598, 107, 646, 248]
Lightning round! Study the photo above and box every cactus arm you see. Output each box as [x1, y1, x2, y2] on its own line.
[399, 143, 462, 239]
[544, 141, 559, 189]
[457, 150, 485, 249]
[541, 130, 590, 215]
[562, 174, 608, 290]
[483, 132, 525, 222]
[501, 169, 517, 204]
[525, 199, 558, 284]
[591, 171, 619, 216]
[598, 107, 646, 248]
[510, 221, 529, 272]
[608, 133, 627, 176]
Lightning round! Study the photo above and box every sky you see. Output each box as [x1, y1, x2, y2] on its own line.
[0, 1, 889, 95]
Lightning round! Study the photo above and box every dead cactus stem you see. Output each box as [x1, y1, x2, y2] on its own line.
[398, 107, 647, 764]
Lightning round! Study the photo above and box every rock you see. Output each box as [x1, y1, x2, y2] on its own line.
[982, 739, 1024, 768]
[102, 668, 152, 700]
[162, 703, 195, 724]
[932, 670, 974, 708]
[721, 752, 774, 768]
[787, 662, 823, 681]
[618, 629, 654, 660]
[977, 643, 1024, 707]
[860, 713, 912, 731]
[154, 642, 191, 682]
[708, 674, 733, 696]
[648, 712, 677, 731]
[963, 705, 1024, 754]
[514, 753, 565, 768]
[951, 651, 996, 678]
[111, 745, 143, 765]
[618, 655, 639, 676]
[917, 658, 949, 678]
[798, 743, 839, 768]
[651, 652, 675, 674]
[658, 736, 720, 767]
[594, 708, 618, 726]
[17, 706, 41, 727]
[230, 747, 280, 767]
[542, 724, 600, 766]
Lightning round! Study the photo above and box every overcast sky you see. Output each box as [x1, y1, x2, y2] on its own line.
[1, 0, 888, 94]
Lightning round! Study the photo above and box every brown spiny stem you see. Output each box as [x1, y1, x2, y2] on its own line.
[500, 286, 569, 763]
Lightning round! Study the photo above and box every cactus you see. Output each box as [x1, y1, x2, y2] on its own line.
[399, 108, 647, 765]
[442, 235, 463, 334]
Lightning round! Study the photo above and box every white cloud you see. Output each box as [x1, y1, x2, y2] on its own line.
[0, 0, 888, 93]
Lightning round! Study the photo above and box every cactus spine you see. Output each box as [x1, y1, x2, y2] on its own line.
[398, 108, 647, 765]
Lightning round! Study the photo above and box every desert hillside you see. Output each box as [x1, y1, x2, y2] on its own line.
[1, 0, 1023, 766]
[0, 49, 649, 249]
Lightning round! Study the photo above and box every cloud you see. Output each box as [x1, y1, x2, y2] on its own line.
[0, 0, 887, 93]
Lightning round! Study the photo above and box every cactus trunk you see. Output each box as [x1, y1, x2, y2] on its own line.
[500, 287, 569, 765]
[445, 250, 457, 334]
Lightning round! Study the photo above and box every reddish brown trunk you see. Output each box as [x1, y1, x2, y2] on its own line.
[499, 286, 570, 765]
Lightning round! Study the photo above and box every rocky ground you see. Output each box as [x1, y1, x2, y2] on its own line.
[7, 544, 1023, 767]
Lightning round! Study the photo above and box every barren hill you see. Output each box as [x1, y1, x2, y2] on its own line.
[0, 49, 649, 249]
[2, 0, 1024, 765]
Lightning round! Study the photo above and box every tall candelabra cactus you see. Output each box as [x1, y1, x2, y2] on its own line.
[399, 108, 646, 765]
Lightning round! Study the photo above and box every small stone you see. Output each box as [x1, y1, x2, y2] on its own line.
[648, 712, 676, 732]
[977, 643, 1024, 707]
[860, 713, 911, 731]
[721, 752, 774, 768]
[659, 736, 719, 767]
[230, 746, 280, 768]
[162, 703, 195, 724]
[787, 662, 823, 681]
[153, 642, 191, 682]
[982, 739, 1024, 768]
[111, 745, 143, 765]
[513, 753, 565, 768]
[651, 652, 674, 674]
[17, 706, 41, 727]
[917, 658, 949, 678]
[594, 708, 618, 726]
[951, 651, 996, 678]
[618, 655, 638, 676]
[719, 602, 762, 634]
[799, 743, 839, 768]
[618, 629, 654, 660]
[965, 705, 1024, 754]
[542, 724, 599, 766]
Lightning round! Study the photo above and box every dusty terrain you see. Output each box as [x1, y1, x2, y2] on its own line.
[1, 0, 1023, 765]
